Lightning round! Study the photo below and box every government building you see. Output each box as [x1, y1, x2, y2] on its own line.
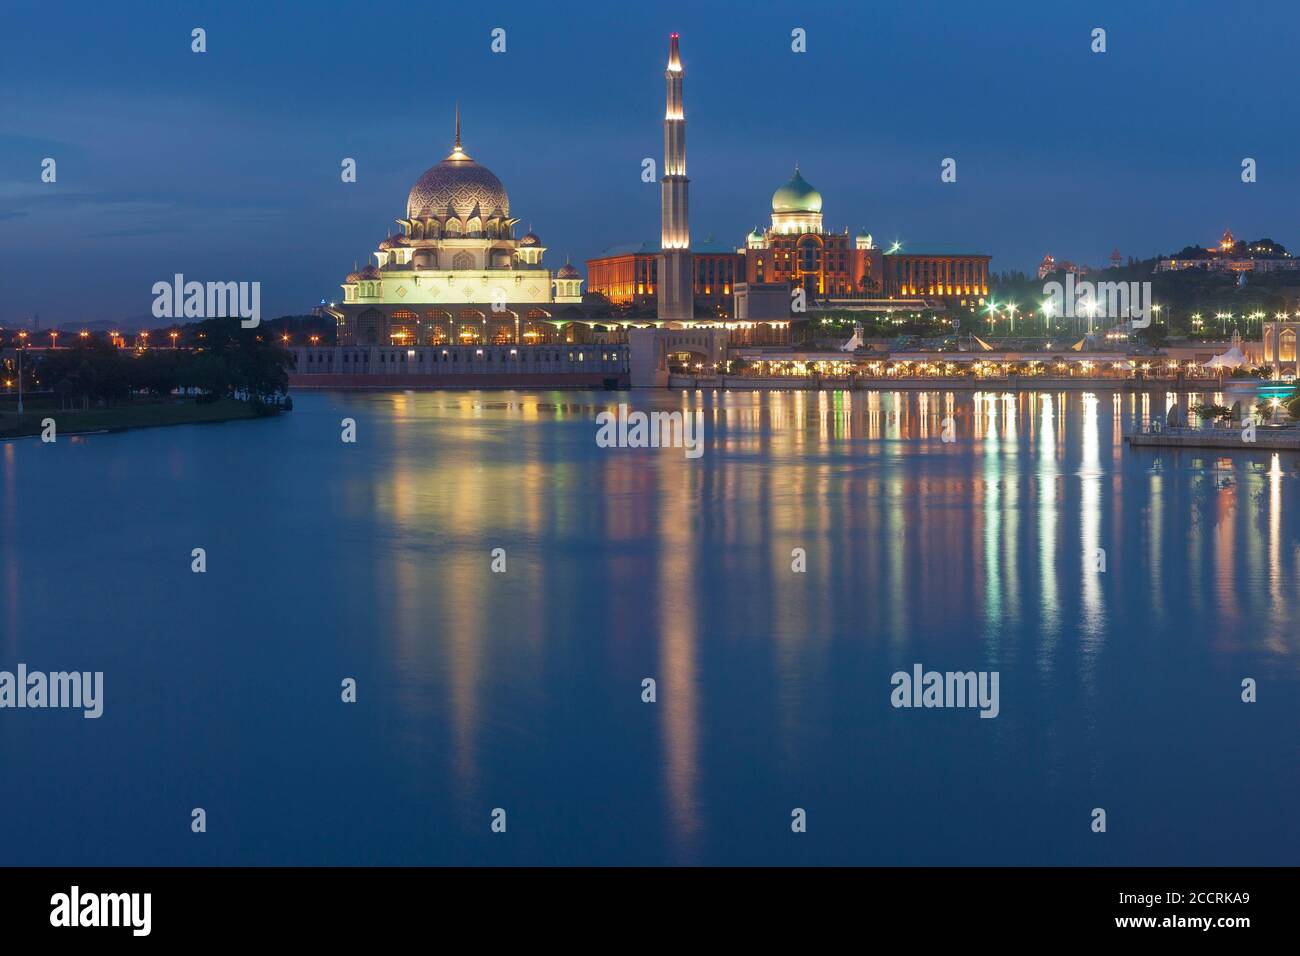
[587, 159, 990, 324]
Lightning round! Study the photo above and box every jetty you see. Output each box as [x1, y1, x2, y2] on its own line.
[1125, 423, 1300, 450]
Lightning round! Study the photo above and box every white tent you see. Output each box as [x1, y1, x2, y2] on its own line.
[1203, 347, 1246, 369]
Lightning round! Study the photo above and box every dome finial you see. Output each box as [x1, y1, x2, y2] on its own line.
[454, 102, 461, 151]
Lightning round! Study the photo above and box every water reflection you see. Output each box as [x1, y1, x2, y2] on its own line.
[323, 387, 1300, 808]
[4, 386, 1297, 865]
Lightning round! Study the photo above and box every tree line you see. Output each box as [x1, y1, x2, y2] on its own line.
[28, 319, 292, 412]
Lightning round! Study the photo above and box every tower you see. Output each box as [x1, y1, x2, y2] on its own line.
[658, 33, 693, 322]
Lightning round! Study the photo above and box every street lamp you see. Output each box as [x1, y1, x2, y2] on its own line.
[49, 331, 58, 349]
[170, 330, 180, 348]
[15, 332, 26, 414]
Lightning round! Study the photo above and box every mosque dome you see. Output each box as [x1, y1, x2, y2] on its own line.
[345, 269, 366, 283]
[556, 262, 580, 279]
[772, 166, 822, 214]
[379, 236, 409, 250]
[357, 264, 381, 279]
[407, 116, 509, 220]
[519, 231, 541, 246]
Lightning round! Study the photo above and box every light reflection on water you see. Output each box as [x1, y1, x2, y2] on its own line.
[0, 387, 1296, 865]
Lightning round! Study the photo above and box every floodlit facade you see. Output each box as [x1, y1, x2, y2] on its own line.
[331, 112, 582, 347]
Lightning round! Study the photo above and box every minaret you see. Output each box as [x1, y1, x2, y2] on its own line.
[658, 33, 693, 322]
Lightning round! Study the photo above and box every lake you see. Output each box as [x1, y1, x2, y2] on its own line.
[1, 388, 1296, 865]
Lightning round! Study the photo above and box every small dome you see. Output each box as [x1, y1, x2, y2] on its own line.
[772, 165, 822, 214]
[379, 236, 409, 250]
[749, 226, 764, 238]
[556, 262, 580, 279]
[358, 264, 381, 279]
[519, 232, 541, 246]
[345, 270, 366, 283]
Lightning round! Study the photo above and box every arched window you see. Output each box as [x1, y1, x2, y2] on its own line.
[798, 236, 821, 273]
[358, 309, 384, 346]
[524, 308, 552, 344]
[426, 309, 452, 345]
[458, 309, 485, 344]
[1281, 328, 1296, 362]
[444, 219, 462, 237]
[389, 309, 418, 345]
[489, 310, 516, 344]
[452, 251, 474, 271]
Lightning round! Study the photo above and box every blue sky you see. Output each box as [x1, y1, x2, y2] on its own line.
[3, 0, 1300, 325]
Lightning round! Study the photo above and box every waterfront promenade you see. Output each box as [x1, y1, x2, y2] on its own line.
[667, 372, 1239, 392]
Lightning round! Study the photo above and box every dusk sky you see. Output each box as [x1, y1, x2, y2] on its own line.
[4, 0, 1300, 326]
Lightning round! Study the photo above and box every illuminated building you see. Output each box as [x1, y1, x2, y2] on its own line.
[1038, 253, 1089, 279]
[330, 110, 582, 347]
[586, 239, 739, 317]
[1262, 319, 1300, 377]
[658, 33, 693, 322]
[1156, 229, 1300, 274]
[742, 166, 990, 310]
[741, 166, 879, 298]
[591, 160, 990, 320]
[879, 249, 990, 304]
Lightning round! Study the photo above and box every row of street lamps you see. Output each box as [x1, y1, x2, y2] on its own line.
[982, 301, 1294, 335]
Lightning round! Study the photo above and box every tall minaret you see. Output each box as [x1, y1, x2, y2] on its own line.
[658, 33, 693, 322]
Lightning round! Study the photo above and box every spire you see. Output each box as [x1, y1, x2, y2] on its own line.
[446, 104, 469, 161]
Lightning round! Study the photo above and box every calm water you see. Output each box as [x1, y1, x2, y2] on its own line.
[1, 388, 1296, 866]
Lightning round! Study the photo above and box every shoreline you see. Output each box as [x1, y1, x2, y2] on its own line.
[666, 375, 1267, 392]
[0, 398, 269, 441]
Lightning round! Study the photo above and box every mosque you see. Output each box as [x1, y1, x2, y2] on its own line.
[329, 111, 585, 348]
[295, 32, 989, 388]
